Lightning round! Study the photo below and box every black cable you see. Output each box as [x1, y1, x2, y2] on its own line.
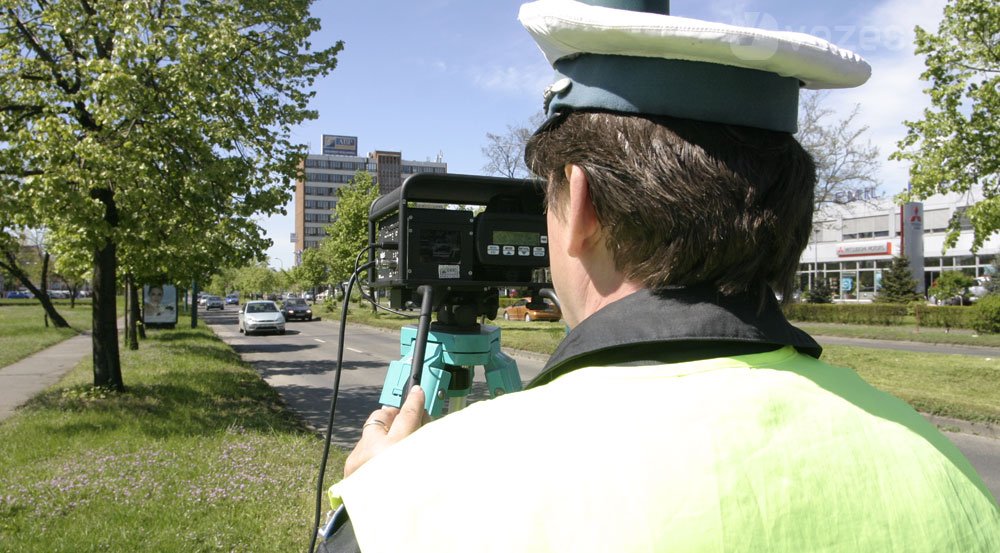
[307, 260, 373, 553]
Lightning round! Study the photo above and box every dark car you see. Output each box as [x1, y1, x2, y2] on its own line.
[205, 295, 225, 310]
[4, 290, 31, 299]
[225, 294, 239, 305]
[281, 298, 313, 321]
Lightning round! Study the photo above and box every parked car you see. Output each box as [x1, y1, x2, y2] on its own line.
[502, 298, 561, 322]
[281, 297, 313, 321]
[238, 301, 286, 336]
[4, 290, 31, 299]
[205, 295, 225, 310]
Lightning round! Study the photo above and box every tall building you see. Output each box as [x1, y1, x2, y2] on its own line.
[294, 135, 447, 262]
[797, 187, 998, 301]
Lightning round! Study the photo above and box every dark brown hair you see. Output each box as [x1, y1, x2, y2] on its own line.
[525, 111, 816, 302]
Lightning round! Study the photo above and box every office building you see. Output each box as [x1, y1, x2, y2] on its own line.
[798, 187, 998, 301]
[294, 135, 447, 261]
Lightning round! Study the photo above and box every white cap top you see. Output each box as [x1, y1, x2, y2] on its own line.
[519, 0, 871, 90]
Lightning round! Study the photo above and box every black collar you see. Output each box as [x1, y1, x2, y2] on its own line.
[528, 287, 821, 388]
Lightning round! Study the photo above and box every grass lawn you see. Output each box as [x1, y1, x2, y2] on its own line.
[0, 324, 336, 552]
[0, 300, 94, 367]
[819, 345, 1000, 424]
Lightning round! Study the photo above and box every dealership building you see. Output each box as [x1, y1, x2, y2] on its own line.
[294, 134, 447, 260]
[798, 187, 998, 301]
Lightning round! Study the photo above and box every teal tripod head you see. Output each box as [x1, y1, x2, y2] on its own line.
[379, 285, 525, 417]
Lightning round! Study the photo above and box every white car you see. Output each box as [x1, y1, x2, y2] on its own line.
[238, 300, 286, 336]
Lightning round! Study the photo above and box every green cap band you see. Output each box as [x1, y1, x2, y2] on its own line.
[549, 54, 801, 132]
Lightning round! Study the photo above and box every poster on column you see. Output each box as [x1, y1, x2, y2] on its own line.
[143, 284, 178, 326]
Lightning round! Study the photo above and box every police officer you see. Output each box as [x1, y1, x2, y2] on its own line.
[323, 1, 1000, 551]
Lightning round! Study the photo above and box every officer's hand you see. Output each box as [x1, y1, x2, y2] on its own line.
[344, 386, 429, 477]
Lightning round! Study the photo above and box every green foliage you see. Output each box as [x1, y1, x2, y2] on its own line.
[970, 294, 1000, 334]
[929, 270, 976, 304]
[0, 0, 342, 279]
[319, 172, 380, 283]
[893, 0, 1000, 251]
[291, 247, 330, 294]
[782, 303, 909, 326]
[875, 255, 923, 303]
[912, 303, 975, 330]
[232, 263, 281, 298]
[804, 279, 834, 303]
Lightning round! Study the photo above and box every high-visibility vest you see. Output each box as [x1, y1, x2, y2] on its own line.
[330, 346, 1000, 552]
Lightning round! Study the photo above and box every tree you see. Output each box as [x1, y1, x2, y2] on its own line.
[875, 255, 923, 303]
[805, 278, 834, 303]
[0, 228, 69, 327]
[319, 171, 379, 283]
[796, 91, 882, 219]
[0, 1, 341, 390]
[233, 263, 280, 299]
[293, 247, 330, 301]
[893, 0, 999, 251]
[929, 270, 976, 305]
[481, 113, 545, 179]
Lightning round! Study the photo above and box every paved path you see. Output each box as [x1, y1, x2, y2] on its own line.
[0, 331, 92, 421]
[815, 335, 1000, 358]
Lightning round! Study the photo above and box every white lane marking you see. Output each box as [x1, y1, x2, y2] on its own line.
[346, 347, 363, 353]
[314, 338, 326, 343]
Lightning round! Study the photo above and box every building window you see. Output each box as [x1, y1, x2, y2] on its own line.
[841, 215, 889, 240]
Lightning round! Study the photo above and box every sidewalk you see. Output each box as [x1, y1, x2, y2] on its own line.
[0, 331, 93, 421]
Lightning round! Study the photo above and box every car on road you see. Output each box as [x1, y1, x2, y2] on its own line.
[205, 295, 225, 310]
[225, 294, 239, 305]
[238, 300, 286, 336]
[4, 290, 31, 299]
[280, 297, 313, 321]
[502, 297, 562, 322]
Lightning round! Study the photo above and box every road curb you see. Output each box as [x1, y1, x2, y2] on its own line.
[924, 414, 1000, 439]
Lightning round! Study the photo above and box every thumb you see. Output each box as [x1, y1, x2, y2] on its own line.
[389, 385, 427, 438]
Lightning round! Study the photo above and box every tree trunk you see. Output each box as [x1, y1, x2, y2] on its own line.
[191, 280, 199, 329]
[123, 275, 130, 345]
[0, 250, 70, 328]
[92, 238, 123, 390]
[90, 187, 123, 391]
[128, 275, 140, 350]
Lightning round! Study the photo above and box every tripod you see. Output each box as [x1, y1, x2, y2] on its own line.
[378, 286, 522, 416]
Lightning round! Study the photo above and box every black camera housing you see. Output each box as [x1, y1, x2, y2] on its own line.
[368, 173, 551, 312]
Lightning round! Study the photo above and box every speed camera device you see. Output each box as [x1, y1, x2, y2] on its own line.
[368, 173, 550, 315]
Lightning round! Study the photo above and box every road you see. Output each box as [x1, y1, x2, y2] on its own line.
[201, 305, 999, 503]
[202, 304, 545, 448]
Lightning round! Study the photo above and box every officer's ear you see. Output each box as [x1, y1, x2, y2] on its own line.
[563, 164, 601, 258]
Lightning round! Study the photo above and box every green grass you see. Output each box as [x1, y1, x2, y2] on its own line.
[0, 325, 337, 552]
[795, 321, 1000, 348]
[0, 301, 94, 367]
[820, 345, 1000, 424]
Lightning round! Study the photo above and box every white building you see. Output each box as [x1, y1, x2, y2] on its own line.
[798, 188, 998, 301]
[294, 135, 447, 260]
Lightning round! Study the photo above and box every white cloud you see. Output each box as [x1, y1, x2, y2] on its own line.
[818, 0, 947, 196]
[468, 62, 554, 96]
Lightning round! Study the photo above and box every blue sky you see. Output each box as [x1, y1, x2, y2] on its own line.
[265, 0, 949, 268]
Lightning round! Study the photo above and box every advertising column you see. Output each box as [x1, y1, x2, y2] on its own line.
[901, 202, 925, 293]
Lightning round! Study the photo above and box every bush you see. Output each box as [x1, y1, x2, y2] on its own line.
[912, 303, 975, 331]
[782, 303, 908, 325]
[970, 295, 1000, 334]
[804, 280, 834, 303]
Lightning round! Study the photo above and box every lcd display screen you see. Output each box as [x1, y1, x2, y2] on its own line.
[492, 230, 540, 246]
